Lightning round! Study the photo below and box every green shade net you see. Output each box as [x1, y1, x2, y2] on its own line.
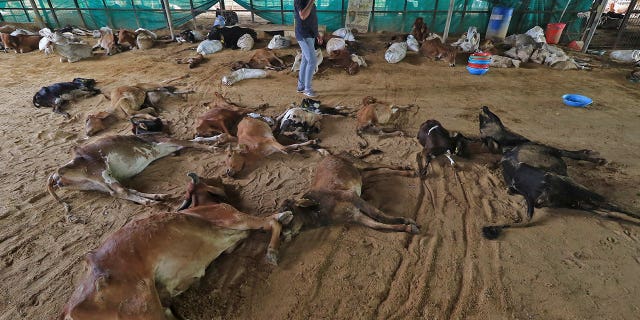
[0, 0, 219, 29]
[0, 0, 591, 41]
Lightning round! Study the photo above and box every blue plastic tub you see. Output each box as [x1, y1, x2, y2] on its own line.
[467, 66, 489, 75]
[467, 59, 491, 65]
[562, 94, 593, 107]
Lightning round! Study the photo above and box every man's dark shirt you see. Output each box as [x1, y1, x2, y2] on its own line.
[294, 0, 318, 39]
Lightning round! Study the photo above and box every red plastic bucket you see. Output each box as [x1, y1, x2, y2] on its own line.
[545, 23, 566, 44]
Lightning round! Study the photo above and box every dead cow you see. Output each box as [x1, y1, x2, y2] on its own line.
[92, 27, 117, 56]
[225, 117, 317, 177]
[482, 148, 640, 239]
[411, 17, 429, 42]
[195, 92, 251, 137]
[420, 38, 457, 67]
[1, 33, 41, 53]
[58, 173, 292, 319]
[280, 154, 419, 238]
[478, 106, 530, 152]
[117, 29, 137, 50]
[175, 53, 205, 68]
[478, 106, 605, 166]
[356, 96, 409, 148]
[416, 119, 475, 176]
[47, 134, 214, 214]
[33, 78, 100, 118]
[231, 48, 286, 70]
[327, 48, 360, 75]
[86, 84, 188, 136]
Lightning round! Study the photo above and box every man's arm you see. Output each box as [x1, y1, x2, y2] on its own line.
[299, 0, 315, 20]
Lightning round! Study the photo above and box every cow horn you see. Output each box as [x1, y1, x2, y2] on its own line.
[187, 172, 199, 184]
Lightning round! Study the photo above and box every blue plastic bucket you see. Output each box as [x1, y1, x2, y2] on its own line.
[485, 7, 514, 41]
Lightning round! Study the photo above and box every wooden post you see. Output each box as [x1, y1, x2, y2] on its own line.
[443, 0, 454, 41]
[162, 0, 176, 40]
[26, 0, 46, 28]
[189, 0, 197, 29]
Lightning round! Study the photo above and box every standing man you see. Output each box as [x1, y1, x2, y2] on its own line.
[294, 0, 321, 98]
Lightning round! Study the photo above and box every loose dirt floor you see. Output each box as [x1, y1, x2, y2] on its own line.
[1, 32, 640, 320]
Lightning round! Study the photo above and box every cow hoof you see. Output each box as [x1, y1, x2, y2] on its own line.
[407, 224, 420, 234]
[153, 193, 170, 200]
[276, 211, 294, 225]
[482, 226, 502, 240]
[265, 249, 278, 266]
[403, 218, 417, 225]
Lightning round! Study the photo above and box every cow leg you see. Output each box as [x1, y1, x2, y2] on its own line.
[557, 148, 606, 165]
[283, 139, 317, 152]
[191, 133, 237, 144]
[106, 181, 160, 205]
[128, 189, 170, 200]
[52, 104, 71, 118]
[444, 150, 456, 166]
[187, 209, 293, 265]
[352, 210, 419, 234]
[482, 195, 536, 240]
[352, 196, 417, 226]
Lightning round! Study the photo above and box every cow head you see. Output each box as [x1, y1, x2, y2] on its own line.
[177, 173, 229, 211]
[180, 29, 197, 43]
[85, 112, 113, 136]
[278, 196, 321, 241]
[72, 78, 96, 88]
[58, 255, 128, 320]
[32, 87, 51, 108]
[478, 106, 504, 132]
[225, 144, 248, 177]
[130, 117, 165, 135]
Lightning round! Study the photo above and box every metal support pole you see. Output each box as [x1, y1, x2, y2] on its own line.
[72, 0, 88, 28]
[220, 0, 226, 10]
[582, 0, 606, 52]
[613, 0, 637, 48]
[371, 0, 375, 32]
[189, 0, 196, 29]
[249, 0, 254, 22]
[280, 0, 285, 24]
[443, 0, 455, 41]
[458, 0, 470, 33]
[431, 0, 439, 31]
[341, 0, 345, 27]
[26, 0, 46, 28]
[402, 0, 408, 32]
[162, 0, 175, 40]
[45, 0, 61, 27]
[18, 0, 33, 22]
[130, 0, 142, 28]
[101, 0, 116, 27]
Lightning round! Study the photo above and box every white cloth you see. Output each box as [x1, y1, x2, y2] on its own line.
[385, 42, 407, 64]
[197, 40, 223, 55]
[237, 34, 254, 51]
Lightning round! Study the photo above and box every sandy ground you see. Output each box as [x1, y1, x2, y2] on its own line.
[1, 32, 639, 320]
